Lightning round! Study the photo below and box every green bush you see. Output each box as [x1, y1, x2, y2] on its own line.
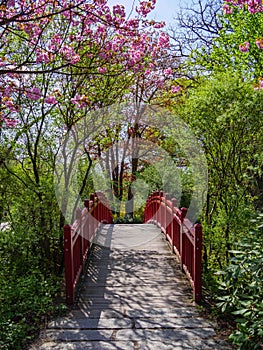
[216, 214, 263, 349]
[0, 225, 66, 350]
[0, 271, 65, 350]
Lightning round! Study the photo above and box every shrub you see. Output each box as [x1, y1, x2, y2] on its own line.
[216, 214, 263, 349]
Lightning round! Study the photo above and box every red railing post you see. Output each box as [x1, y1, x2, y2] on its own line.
[171, 198, 177, 252]
[150, 193, 154, 221]
[84, 199, 90, 244]
[144, 198, 148, 223]
[95, 193, 98, 221]
[194, 223, 202, 302]
[155, 192, 158, 224]
[64, 224, 74, 305]
[76, 207, 83, 262]
[180, 207, 187, 271]
[90, 193, 95, 237]
[164, 193, 169, 234]
[95, 194, 99, 231]
[158, 191, 163, 227]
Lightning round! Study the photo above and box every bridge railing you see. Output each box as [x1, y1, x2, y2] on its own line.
[143, 191, 202, 302]
[64, 192, 113, 304]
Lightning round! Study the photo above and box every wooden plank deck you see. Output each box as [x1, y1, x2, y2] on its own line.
[31, 224, 231, 350]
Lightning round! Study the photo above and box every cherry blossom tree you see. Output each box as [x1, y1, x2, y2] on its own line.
[198, 0, 263, 82]
[0, 0, 172, 127]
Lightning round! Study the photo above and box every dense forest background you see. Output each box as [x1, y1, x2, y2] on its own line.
[0, 0, 262, 349]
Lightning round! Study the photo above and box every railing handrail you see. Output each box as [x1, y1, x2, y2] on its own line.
[64, 192, 113, 304]
[143, 190, 202, 302]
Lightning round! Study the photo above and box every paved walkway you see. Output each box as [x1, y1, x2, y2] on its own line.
[32, 224, 231, 350]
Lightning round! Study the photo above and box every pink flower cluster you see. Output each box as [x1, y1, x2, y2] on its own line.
[26, 87, 42, 101]
[223, 3, 234, 14]
[239, 41, 250, 52]
[254, 78, 263, 90]
[1, 97, 20, 113]
[158, 32, 170, 49]
[0, 115, 18, 127]
[239, 37, 263, 53]
[164, 67, 173, 76]
[113, 4, 126, 18]
[98, 67, 108, 74]
[136, 0, 156, 17]
[59, 45, 80, 64]
[25, 88, 58, 105]
[0, 0, 172, 122]
[171, 85, 181, 94]
[256, 38, 263, 49]
[36, 50, 53, 64]
[223, 0, 263, 14]
[45, 96, 57, 105]
[71, 95, 90, 109]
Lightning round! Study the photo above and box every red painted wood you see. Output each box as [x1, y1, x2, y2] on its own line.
[143, 191, 203, 302]
[194, 223, 202, 302]
[64, 192, 113, 305]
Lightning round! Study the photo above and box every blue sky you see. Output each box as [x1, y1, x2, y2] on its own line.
[107, 0, 191, 26]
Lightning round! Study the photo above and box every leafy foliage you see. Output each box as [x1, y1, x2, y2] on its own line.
[216, 214, 263, 349]
[0, 225, 66, 349]
[174, 72, 263, 270]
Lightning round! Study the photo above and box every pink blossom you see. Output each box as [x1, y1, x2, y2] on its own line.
[97, 25, 107, 35]
[45, 96, 57, 105]
[70, 54, 80, 64]
[71, 95, 89, 108]
[154, 21, 166, 29]
[125, 19, 140, 29]
[36, 51, 51, 63]
[145, 69, 151, 75]
[24, 24, 34, 35]
[26, 87, 41, 100]
[4, 86, 12, 97]
[98, 66, 107, 73]
[6, 99, 17, 112]
[130, 50, 143, 64]
[94, 0, 107, 4]
[113, 4, 125, 17]
[158, 32, 170, 48]
[32, 26, 42, 38]
[71, 96, 80, 105]
[7, 0, 15, 7]
[105, 13, 113, 23]
[247, 0, 263, 13]
[5, 118, 18, 127]
[51, 34, 62, 45]
[164, 67, 173, 76]
[227, 0, 263, 13]
[256, 38, 263, 49]
[239, 41, 250, 52]
[136, 0, 156, 17]
[0, 58, 7, 67]
[171, 85, 181, 93]
[254, 78, 263, 90]
[156, 79, 165, 88]
[222, 3, 234, 14]
[59, 45, 76, 61]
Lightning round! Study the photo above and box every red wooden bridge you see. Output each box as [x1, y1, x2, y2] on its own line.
[31, 191, 232, 349]
[64, 191, 202, 305]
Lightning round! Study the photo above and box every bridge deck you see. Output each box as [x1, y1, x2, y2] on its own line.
[33, 224, 230, 349]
